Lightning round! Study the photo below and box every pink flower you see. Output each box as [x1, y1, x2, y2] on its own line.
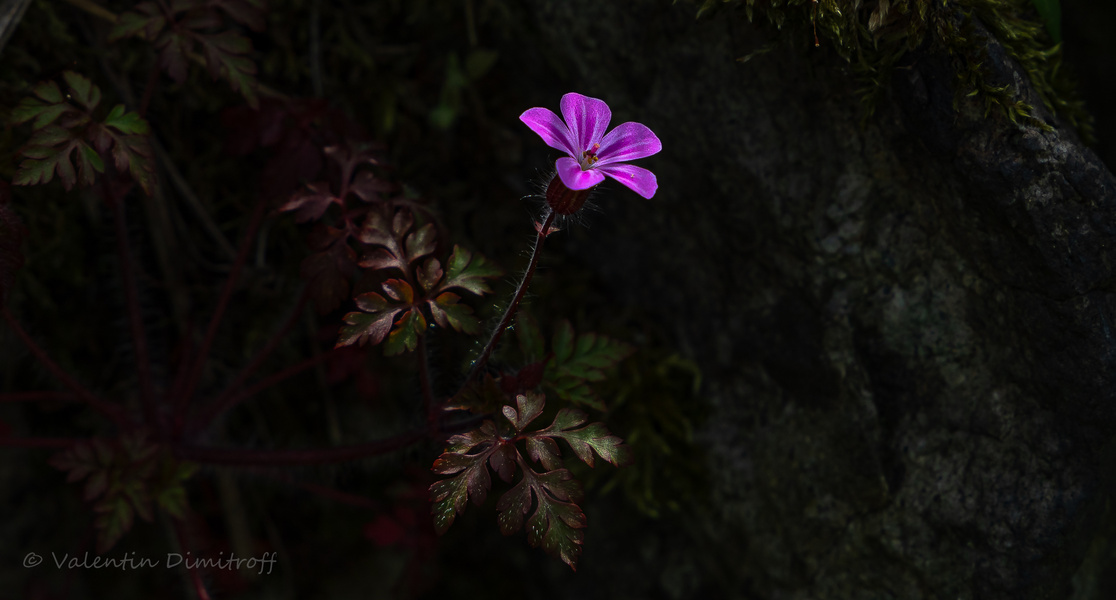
[520, 93, 662, 199]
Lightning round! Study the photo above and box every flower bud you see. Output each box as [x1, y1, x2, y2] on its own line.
[545, 176, 592, 215]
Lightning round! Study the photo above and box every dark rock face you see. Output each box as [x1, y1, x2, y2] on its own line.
[516, 1, 1116, 598]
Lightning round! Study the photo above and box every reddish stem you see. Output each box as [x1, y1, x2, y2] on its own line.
[194, 347, 338, 428]
[175, 429, 426, 466]
[462, 210, 556, 388]
[173, 197, 268, 436]
[1, 306, 128, 427]
[110, 197, 156, 429]
[203, 287, 310, 424]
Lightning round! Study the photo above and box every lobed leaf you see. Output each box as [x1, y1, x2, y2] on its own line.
[197, 30, 260, 108]
[62, 71, 100, 111]
[544, 320, 635, 409]
[279, 182, 338, 223]
[427, 292, 480, 334]
[439, 245, 502, 296]
[336, 292, 402, 348]
[417, 258, 443, 292]
[405, 223, 437, 263]
[429, 443, 498, 534]
[94, 497, 134, 553]
[103, 104, 151, 135]
[384, 308, 426, 356]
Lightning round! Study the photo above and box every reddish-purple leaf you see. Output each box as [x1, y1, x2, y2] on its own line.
[381, 279, 413, 303]
[336, 292, 401, 348]
[358, 248, 402, 272]
[350, 171, 391, 203]
[279, 182, 338, 223]
[404, 223, 437, 263]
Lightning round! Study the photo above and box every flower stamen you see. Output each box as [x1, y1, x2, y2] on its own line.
[580, 143, 601, 169]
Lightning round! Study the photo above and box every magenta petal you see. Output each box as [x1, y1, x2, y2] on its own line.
[556, 157, 606, 190]
[597, 163, 658, 199]
[595, 122, 662, 166]
[560, 93, 611, 153]
[520, 108, 577, 156]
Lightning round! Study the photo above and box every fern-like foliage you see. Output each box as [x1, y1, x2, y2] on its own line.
[430, 392, 631, 570]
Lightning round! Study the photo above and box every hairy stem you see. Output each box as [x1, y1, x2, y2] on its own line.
[175, 429, 426, 466]
[110, 197, 157, 430]
[1, 306, 127, 427]
[463, 210, 556, 388]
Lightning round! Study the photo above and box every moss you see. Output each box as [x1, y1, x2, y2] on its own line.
[689, 0, 1094, 141]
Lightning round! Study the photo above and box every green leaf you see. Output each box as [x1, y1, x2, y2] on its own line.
[427, 292, 480, 334]
[543, 416, 633, 468]
[515, 468, 587, 571]
[543, 320, 635, 409]
[439, 245, 502, 296]
[103, 104, 151, 135]
[197, 30, 260, 109]
[62, 71, 100, 111]
[94, 496, 134, 553]
[429, 424, 500, 534]
[10, 99, 70, 129]
[384, 308, 426, 356]
[336, 292, 403, 347]
[30, 80, 63, 104]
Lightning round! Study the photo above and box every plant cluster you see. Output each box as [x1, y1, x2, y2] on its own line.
[0, 1, 668, 596]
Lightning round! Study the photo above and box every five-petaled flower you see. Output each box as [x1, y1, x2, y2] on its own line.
[520, 93, 662, 201]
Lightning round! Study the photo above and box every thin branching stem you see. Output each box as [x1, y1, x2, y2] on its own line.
[200, 286, 310, 427]
[172, 197, 268, 437]
[110, 197, 157, 429]
[1, 306, 128, 427]
[462, 210, 556, 389]
[196, 348, 337, 427]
